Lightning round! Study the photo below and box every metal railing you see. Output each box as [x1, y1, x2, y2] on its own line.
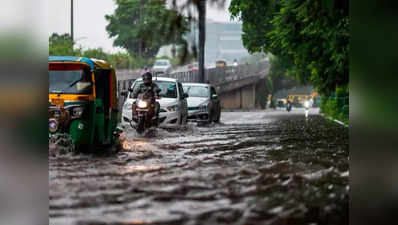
[166, 61, 269, 85]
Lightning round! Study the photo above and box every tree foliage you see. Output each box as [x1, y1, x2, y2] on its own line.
[49, 33, 75, 56]
[105, 0, 190, 58]
[268, 55, 300, 93]
[230, 0, 349, 95]
[50, 33, 135, 69]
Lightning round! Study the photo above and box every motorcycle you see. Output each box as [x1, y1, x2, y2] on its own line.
[286, 102, 292, 112]
[131, 92, 159, 134]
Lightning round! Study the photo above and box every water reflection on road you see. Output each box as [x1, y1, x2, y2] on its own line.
[50, 108, 348, 225]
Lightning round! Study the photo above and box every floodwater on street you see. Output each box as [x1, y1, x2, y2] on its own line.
[49, 108, 349, 225]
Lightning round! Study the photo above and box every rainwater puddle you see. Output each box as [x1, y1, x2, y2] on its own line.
[50, 111, 348, 225]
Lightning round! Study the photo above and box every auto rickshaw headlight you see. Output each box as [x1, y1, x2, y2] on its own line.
[72, 107, 84, 117]
[53, 110, 61, 118]
[49, 119, 58, 133]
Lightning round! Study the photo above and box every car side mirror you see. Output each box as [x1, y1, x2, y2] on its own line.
[211, 94, 218, 99]
[183, 93, 189, 98]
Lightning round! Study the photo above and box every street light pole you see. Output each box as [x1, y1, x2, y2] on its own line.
[198, 0, 206, 83]
[71, 0, 74, 43]
[138, 0, 143, 58]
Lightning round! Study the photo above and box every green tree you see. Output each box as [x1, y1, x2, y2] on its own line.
[49, 33, 81, 56]
[268, 55, 300, 93]
[105, 0, 190, 59]
[230, 0, 349, 95]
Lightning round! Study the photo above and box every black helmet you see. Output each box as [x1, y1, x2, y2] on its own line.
[142, 72, 152, 85]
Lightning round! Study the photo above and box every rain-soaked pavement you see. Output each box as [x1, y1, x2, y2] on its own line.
[49, 109, 349, 225]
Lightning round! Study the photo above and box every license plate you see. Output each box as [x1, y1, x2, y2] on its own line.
[51, 98, 64, 107]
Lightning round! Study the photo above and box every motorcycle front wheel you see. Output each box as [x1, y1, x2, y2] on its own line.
[136, 117, 145, 134]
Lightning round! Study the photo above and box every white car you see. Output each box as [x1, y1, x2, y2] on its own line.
[122, 77, 188, 127]
[182, 83, 221, 123]
[152, 59, 172, 75]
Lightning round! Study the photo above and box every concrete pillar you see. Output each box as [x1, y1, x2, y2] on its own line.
[219, 90, 241, 109]
[241, 84, 256, 109]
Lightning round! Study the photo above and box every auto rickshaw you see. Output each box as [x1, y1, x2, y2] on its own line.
[48, 56, 119, 151]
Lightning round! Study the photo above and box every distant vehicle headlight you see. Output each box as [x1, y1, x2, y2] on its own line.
[72, 106, 84, 117]
[137, 100, 148, 108]
[304, 101, 310, 108]
[49, 119, 58, 133]
[167, 104, 179, 112]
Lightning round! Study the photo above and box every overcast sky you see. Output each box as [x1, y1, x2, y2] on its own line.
[49, 0, 234, 53]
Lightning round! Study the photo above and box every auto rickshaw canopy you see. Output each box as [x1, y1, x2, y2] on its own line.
[49, 56, 118, 110]
[49, 56, 113, 70]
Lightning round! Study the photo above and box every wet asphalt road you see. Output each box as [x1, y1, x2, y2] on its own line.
[49, 109, 349, 225]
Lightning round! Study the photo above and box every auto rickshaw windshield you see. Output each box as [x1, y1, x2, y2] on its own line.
[49, 68, 92, 94]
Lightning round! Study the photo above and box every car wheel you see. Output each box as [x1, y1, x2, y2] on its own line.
[214, 110, 221, 123]
[179, 112, 186, 125]
[183, 114, 188, 125]
[207, 111, 213, 124]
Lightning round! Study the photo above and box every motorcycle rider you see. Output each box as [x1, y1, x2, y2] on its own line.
[286, 99, 292, 112]
[132, 72, 161, 121]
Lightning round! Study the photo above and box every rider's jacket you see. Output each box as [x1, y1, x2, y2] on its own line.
[132, 83, 161, 102]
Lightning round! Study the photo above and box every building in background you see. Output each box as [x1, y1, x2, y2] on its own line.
[158, 20, 249, 68]
[205, 20, 249, 67]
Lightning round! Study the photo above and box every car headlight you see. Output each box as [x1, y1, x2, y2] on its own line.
[167, 104, 179, 112]
[49, 119, 58, 133]
[72, 106, 84, 117]
[198, 102, 209, 111]
[124, 102, 133, 110]
[137, 100, 148, 108]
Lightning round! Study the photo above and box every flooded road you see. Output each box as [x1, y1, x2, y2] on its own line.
[50, 109, 349, 225]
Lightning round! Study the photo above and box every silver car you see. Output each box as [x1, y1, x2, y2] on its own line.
[182, 83, 221, 123]
[152, 59, 172, 75]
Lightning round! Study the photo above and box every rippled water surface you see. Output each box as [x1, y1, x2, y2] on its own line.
[50, 109, 349, 225]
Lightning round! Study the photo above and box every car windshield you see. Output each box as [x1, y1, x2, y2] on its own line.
[130, 80, 178, 99]
[49, 69, 92, 94]
[154, 61, 168, 66]
[183, 85, 209, 98]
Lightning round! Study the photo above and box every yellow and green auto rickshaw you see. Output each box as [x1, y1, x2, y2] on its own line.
[48, 56, 119, 151]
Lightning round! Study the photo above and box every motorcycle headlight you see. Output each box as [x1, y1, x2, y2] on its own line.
[49, 119, 58, 133]
[137, 100, 148, 108]
[72, 106, 84, 117]
[167, 104, 179, 112]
